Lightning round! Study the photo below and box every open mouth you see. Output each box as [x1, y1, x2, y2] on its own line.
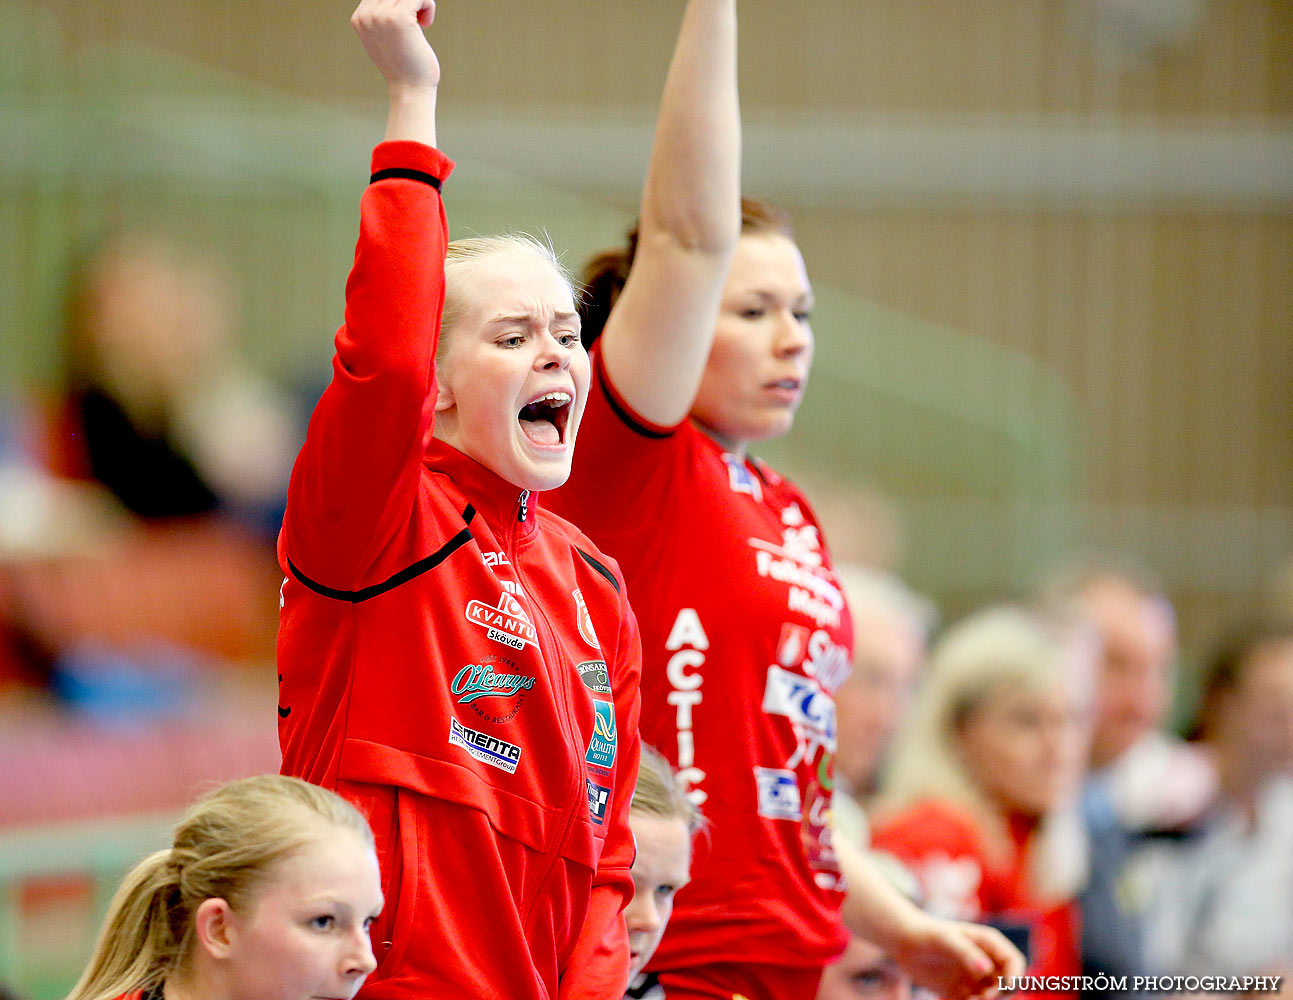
[518, 390, 572, 447]
[766, 377, 801, 391]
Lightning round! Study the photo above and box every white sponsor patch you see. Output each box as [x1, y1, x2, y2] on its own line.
[465, 593, 538, 649]
[761, 665, 837, 751]
[754, 766, 802, 821]
[448, 717, 522, 774]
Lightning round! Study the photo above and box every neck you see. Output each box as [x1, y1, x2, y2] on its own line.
[692, 417, 745, 459]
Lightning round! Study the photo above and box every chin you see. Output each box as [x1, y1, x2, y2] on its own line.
[514, 457, 572, 493]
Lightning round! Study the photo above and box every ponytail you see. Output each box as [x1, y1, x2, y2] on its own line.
[66, 849, 180, 1000]
[580, 197, 793, 352]
[67, 774, 373, 1000]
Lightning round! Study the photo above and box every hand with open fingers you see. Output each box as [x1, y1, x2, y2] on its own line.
[351, 0, 440, 91]
[890, 913, 1026, 1000]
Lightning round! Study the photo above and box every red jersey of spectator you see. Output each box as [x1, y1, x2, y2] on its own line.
[872, 799, 1082, 1000]
[548, 350, 853, 973]
[277, 142, 641, 999]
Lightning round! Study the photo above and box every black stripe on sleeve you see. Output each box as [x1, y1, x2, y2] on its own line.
[287, 505, 476, 604]
[578, 548, 620, 593]
[597, 375, 673, 440]
[370, 167, 443, 189]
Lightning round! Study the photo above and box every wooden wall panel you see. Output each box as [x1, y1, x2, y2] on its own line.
[7, 0, 1291, 653]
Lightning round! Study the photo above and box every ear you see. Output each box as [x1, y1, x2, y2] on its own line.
[193, 897, 238, 959]
[434, 376, 455, 411]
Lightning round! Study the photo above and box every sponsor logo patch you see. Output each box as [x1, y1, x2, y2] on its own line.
[586, 778, 611, 825]
[724, 453, 762, 500]
[576, 659, 611, 694]
[585, 700, 617, 770]
[450, 655, 536, 724]
[451, 662, 537, 704]
[448, 717, 522, 774]
[761, 665, 837, 752]
[465, 592, 538, 650]
[573, 588, 600, 648]
[754, 766, 802, 821]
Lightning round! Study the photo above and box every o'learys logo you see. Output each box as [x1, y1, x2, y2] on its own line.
[452, 663, 536, 704]
[585, 700, 617, 770]
[576, 660, 610, 695]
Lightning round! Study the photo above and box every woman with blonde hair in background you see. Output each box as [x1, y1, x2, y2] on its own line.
[871, 606, 1096, 1000]
[66, 774, 382, 1000]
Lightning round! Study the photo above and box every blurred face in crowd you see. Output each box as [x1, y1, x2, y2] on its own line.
[624, 813, 692, 981]
[1080, 577, 1177, 768]
[195, 826, 383, 1000]
[435, 248, 590, 491]
[957, 675, 1092, 819]
[834, 610, 926, 794]
[1215, 637, 1293, 787]
[690, 233, 815, 454]
[817, 934, 912, 1000]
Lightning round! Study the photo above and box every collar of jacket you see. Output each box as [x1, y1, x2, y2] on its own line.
[423, 438, 540, 538]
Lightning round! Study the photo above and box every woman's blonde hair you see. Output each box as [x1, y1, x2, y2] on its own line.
[632, 744, 703, 836]
[439, 233, 577, 361]
[67, 774, 373, 1000]
[879, 605, 1091, 901]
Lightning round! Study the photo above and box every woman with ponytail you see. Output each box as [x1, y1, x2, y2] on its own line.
[67, 774, 381, 1000]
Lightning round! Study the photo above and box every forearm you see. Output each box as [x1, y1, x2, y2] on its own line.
[599, 0, 741, 426]
[836, 833, 922, 952]
[639, 0, 740, 256]
[385, 83, 437, 146]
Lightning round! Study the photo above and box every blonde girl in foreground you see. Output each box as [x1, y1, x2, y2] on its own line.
[67, 774, 382, 1000]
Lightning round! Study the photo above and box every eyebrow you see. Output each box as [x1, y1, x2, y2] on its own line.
[485, 312, 581, 328]
[746, 290, 814, 308]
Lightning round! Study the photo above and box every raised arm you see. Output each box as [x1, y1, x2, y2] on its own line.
[282, 0, 452, 586]
[352, 0, 440, 144]
[597, 0, 740, 428]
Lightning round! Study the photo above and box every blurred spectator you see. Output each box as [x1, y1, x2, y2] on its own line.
[832, 565, 936, 847]
[817, 928, 913, 1000]
[871, 606, 1094, 999]
[0, 233, 300, 692]
[817, 854, 920, 1000]
[47, 232, 299, 534]
[1042, 562, 1216, 995]
[1141, 620, 1293, 983]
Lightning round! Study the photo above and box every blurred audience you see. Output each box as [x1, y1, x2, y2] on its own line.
[816, 933, 912, 1000]
[831, 565, 935, 847]
[817, 854, 920, 1000]
[1042, 562, 1216, 994]
[870, 606, 1094, 999]
[626, 746, 703, 1000]
[0, 233, 300, 704]
[48, 232, 298, 533]
[1141, 619, 1293, 983]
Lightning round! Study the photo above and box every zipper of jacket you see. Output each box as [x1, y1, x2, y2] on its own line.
[508, 491, 586, 914]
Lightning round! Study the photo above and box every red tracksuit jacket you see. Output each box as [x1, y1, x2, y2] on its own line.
[276, 141, 641, 999]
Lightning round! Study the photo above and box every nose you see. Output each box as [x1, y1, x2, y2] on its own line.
[343, 928, 378, 979]
[773, 310, 811, 359]
[624, 892, 662, 937]
[536, 330, 573, 371]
